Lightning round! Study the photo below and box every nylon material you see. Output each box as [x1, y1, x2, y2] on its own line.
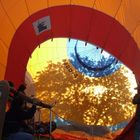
[72, 0, 95, 8]
[11, 34, 34, 60]
[116, 0, 140, 34]
[49, 0, 71, 7]
[0, 45, 7, 67]
[0, 2, 16, 30]
[5, 5, 140, 83]
[6, 2, 29, 29]
[115, 4, 126, 31]
[0, 63, 6, 68]
[3, 6, 140, 138]
[95, 0, 122, 18]
[120, 39, 140, 73]
[131, 0, 140, 14]
[122, 0, 140, 33]
[102, 22, 131, 59]
[87, 13, 114, 48]
[0, 2, 139, 139]
[6, 67, 25, 87]
[0, 64, 5, 80]
[0, 0, 27, 29]
[0, 17, 15, 48]
[0, 39, 8, 49]
[0, 40, 8, 60]
[128, 39, 140, 65]
[0, 4, 6, 21]
[1, 0, 20, 11]
[134, 26, 140, 49]
[0, 0, 140, 49]
[6, 45, 29, 83]
[0, 0, 140, 32]
[70, 7, 94, 41]
[7, 19, 42, 68]
[26, 0, 48, 16]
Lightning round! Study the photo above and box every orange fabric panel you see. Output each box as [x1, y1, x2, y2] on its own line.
[95, 0, 122, 17]
[120, 38, 140, 78]
[0, 64, 6, 80]
[1, 0, 29, 29]
[26, 0, 48, 15]
[0, 40, 8, 65]
[115, 0, 140, 49]
[0, 5, 15, 48]
[114, 117, 135, 140]
[0, 40, 8, 80]
[72, 0, 95, 8]
[134, 25, 140, 50]
[49, 0, 72, 7]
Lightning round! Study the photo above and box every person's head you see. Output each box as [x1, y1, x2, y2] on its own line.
[18, 84, 26, 92]
[8, 81, 14, 88]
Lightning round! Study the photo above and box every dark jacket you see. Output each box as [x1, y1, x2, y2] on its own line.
[2, 96, 36, 137]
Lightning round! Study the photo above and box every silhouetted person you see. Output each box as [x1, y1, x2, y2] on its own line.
[133, 85, 140, 140]
[2, 84, 36, 140]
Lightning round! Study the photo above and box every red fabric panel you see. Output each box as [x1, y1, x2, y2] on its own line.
[35, 133, 89, 140]
[53, 133, 88, 140]
[114, 117, 135, 140]
[121, 38, 140, 77]
[103, 21, 131, 59]
[88, 11, 114, 47]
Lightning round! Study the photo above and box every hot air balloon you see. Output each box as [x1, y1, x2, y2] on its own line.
[0, 1, 140, 140]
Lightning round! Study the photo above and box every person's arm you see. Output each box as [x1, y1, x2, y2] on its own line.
[132, 93, 140, 104]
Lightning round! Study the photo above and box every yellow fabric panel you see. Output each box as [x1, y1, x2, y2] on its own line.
[1, 0, 28, 29]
